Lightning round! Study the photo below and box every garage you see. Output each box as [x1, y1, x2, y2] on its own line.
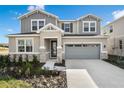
[65, 44, 100, 59]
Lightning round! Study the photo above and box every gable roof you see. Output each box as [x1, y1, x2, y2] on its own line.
[18, 9, 59, 19]
[77, 14, 101, 21]
[37, 23, 64, 33]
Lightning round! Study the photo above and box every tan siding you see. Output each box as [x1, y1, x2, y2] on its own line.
[9, 36, 40, 53]
[9, 37, 16, 52]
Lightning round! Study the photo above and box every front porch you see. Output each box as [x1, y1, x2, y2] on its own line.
[38, 23, 64, 63]
[40, 38, 62, 63]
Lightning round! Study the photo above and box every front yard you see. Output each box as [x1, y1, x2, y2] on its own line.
[0, 55, 67, 88]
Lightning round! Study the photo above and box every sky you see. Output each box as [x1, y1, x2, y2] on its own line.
[1, 5, 124, 43]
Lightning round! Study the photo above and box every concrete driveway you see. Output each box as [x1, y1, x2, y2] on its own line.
[66, 59, 124, 88]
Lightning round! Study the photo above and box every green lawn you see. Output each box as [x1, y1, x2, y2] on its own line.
[0, 79, 32, 88]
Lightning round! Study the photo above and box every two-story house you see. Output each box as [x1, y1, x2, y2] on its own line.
[8, 10, 108, 63]
[104, 16, 124, 58]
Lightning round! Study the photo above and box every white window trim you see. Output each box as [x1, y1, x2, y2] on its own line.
[16, 38, 34, 53]
[64, 23, 71, 32]
[31, 19, 45, 32]
[83, 21, 96, 32]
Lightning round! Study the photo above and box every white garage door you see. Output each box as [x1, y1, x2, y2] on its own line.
[65, 44, 100, 59]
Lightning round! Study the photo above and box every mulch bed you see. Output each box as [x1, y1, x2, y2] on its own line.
[21, 71, 67, 88]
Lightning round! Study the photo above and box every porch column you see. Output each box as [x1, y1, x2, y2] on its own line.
[57, 37, 62, 63]
[39, 35, 46, 63]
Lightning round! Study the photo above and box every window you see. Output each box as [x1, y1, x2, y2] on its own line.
[67, 44, 73, 47]
[39, 21, 44, 29]
[109, 26, 113, 33]
[32, 21, 37, 30]
[90, 22, 95, 32]
[17, 39, 33, 52]
[75, 44, 82, 47]
[64, 23, 70, 32]
[119, 40, 122, 49]
[84, 23, 89, 32]
[18, 40, 25, 52]
[31, 19, 45, 31]
[26, 40, 32, 52]
[83, 21, 96, 32]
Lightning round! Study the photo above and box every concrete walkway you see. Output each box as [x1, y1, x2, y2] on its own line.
[66, 69, 98, 88]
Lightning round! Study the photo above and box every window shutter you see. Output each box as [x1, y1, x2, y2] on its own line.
[70, 23, 73, 33]
[62, 23, 64, 30]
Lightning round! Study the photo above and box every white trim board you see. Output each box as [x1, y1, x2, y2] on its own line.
[62, 36, 108, 39]
[8, 34, 39, 37]
[9, 52, 40, 55]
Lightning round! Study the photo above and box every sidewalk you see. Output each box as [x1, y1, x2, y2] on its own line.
[66, 69, 98, 88]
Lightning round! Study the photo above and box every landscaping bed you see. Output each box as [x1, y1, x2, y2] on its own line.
[103, 58, 124, 69]
[22, 71, 67, 88]
[0, 55, 67, 88]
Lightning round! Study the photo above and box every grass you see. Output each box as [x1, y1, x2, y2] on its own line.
[0, 76, 32, 88]
[0, 80, 32, 88]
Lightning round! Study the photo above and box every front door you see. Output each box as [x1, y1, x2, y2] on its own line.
[51, 41, 57, 58]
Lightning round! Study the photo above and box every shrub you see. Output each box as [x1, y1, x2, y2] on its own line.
[32, 55, 39, 65]
[0, 55, 4, 68]
[7, 55, 11, 66]
[17, 55, 23, 66]
[0, 75, 14, 81]
[108, 54, 124, 63]
[0, 55, 8, 68]
[25, 55, 29, 62]
[13, 54, 16, 63]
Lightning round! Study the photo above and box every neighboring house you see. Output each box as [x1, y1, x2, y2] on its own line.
[8, 10, 108, 63]
[104, 16, 124, 57]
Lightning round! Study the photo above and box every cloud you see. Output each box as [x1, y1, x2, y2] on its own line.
[27, 5, 45, 11]
[112, 9, 124, 19]
[106, 21, 110, 24]
[7, 29, 14, 32]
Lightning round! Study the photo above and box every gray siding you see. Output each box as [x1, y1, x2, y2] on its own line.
[20, 11, 101, 35]
[78, 16, 101, 35]
[58, 21, 77, 34]
[59, 16, 101, 35]
[21, 12, 57, 33]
